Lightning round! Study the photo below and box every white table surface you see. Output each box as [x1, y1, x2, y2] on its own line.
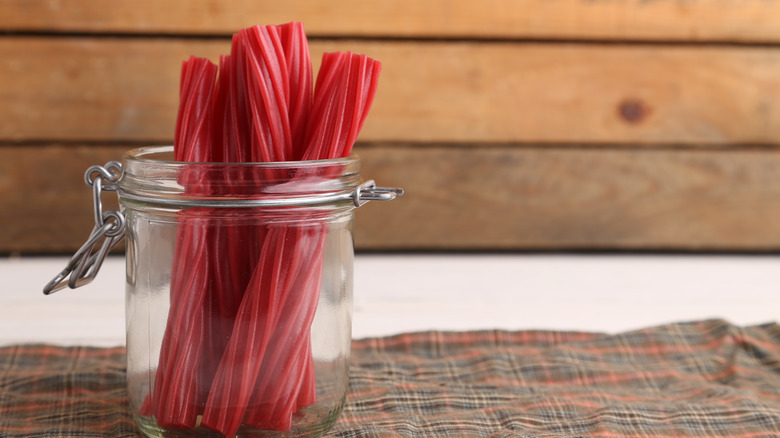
[1, 254, 777, 346]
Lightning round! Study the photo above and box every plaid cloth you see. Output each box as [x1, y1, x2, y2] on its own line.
[0, 319, 778, 437]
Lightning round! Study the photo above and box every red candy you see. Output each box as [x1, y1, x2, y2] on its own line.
[145, 22, 380, 437]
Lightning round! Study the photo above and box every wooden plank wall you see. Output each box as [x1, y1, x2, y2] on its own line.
[2, 1, 780, 253]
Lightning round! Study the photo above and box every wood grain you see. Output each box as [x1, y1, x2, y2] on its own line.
[355, 145, 780, 251]
[5, 144, 780, 253]
[3, 0, 780, 43]
[0, 145, 125, 253]
[3, 37, 780, 145]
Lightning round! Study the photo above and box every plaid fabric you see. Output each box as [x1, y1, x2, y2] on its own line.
[0, 320, 778, 437]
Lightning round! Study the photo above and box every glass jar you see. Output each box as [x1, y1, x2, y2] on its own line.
[45, 145, 401, 438]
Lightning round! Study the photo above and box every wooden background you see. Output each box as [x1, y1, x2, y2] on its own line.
[3, 0, 780, 253]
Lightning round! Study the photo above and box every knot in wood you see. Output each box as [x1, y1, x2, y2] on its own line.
[618, 98, 651, 124]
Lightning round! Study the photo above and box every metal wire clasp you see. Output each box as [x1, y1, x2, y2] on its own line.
[43, 160, 403, 295]
[352, 180, 404, 207]
[43, 162, 126, 295]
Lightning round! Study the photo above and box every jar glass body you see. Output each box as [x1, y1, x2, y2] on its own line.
[119, 146, 358, 438]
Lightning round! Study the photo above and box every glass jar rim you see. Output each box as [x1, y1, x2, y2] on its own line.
[118, 146, 365, 209]
[123, 145, 360, 168]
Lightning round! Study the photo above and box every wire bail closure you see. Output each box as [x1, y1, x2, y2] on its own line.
[43, 161, 125, 295]
[44, 161, 403, 295]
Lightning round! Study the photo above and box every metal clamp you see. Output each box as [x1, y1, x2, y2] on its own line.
[43, 162, 126, 295]
[44, 161, 403, 295]
[352, 180, 404, 207]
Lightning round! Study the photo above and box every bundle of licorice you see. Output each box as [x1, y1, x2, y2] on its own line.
[141, 22, 380, 437]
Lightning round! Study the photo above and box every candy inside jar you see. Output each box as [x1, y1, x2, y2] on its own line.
[44, 21, 403, 438]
